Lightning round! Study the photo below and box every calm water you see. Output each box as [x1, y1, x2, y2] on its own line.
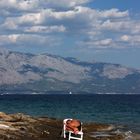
[0, 94, 140, 133]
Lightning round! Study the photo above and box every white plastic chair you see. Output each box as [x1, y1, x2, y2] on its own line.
[63, 118, 83, 140]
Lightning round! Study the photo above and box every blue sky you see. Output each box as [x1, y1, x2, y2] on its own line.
[0, 0, 140, 69]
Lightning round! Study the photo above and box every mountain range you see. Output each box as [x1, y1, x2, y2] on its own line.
[0, 49, 140, 94]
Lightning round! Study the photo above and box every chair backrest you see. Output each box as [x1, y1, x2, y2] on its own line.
[63, 118, 72, 138]
[63, 118, 83, 140]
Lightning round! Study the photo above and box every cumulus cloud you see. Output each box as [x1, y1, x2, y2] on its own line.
[0, 0, 37, 11]
[101, 20, 130, 31]
[44, 0, 91, 8]
[100, 8, 129, 18]
[0, 0, 91, 12]
[0, 0, 140, 50]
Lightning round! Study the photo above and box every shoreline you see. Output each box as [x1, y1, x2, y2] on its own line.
[0, 94, 139, 134]
[0, 112, 139, 140]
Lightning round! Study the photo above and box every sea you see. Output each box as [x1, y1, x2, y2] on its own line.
[0, 93, 140, 134]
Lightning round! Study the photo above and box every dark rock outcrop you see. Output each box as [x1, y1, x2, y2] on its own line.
[0, 112, 139, 140]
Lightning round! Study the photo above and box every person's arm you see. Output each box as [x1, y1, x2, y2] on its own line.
[66, 124, 74, 131]
[66, 125, 79, 134]
[73, 128, 79, 134]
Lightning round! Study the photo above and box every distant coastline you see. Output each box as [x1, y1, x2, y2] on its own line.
[0, 89, 140, 95]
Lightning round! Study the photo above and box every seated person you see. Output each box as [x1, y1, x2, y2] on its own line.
[66, 119, 81, 134]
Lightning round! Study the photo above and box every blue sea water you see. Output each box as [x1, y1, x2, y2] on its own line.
[0, 94, 140, 133]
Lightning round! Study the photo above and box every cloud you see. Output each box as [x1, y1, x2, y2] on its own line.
[44, 0, 91, 8]
[101, 20, 130, 31]
[0, 34, 61, 48]
[78, 38, 115, 49]
[0, 0, 39, 12]
[121, 35, 130, 42]
[100, 8, 129, 18]
[0, 0, 91, 12]
[95, 39, 113, 46]
[25, 25, 66, 33]
[120, 35, 140, 45]
[0, 0, 140, 51]
[3, 12, 42, 27]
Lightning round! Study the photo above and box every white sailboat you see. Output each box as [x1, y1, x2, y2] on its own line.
[69, 91, 72, 94]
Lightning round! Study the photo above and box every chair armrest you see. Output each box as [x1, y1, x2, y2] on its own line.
[69, 131, 83, 135]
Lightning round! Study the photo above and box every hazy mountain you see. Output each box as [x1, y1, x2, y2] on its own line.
[0, 49, 140, 94]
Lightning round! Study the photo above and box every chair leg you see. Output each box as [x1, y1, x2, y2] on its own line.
[68, 132, 71, 140]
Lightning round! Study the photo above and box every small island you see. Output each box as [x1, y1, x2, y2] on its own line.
[0, 112, 139, 140]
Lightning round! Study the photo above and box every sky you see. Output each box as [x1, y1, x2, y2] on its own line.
[0, 0, 140, 69]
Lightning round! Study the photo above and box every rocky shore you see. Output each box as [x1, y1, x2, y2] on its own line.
[0, 112, 139, 140]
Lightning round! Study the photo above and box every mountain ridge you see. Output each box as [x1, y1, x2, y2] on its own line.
[0, 49, 140, 94]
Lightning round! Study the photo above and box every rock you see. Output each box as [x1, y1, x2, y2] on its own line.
[0, 112, 138, 140]
[0, 124, 10, 129]
[0, 112, 13, 122]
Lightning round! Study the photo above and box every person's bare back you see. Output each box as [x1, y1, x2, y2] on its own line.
[66, 119, 81, 134]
